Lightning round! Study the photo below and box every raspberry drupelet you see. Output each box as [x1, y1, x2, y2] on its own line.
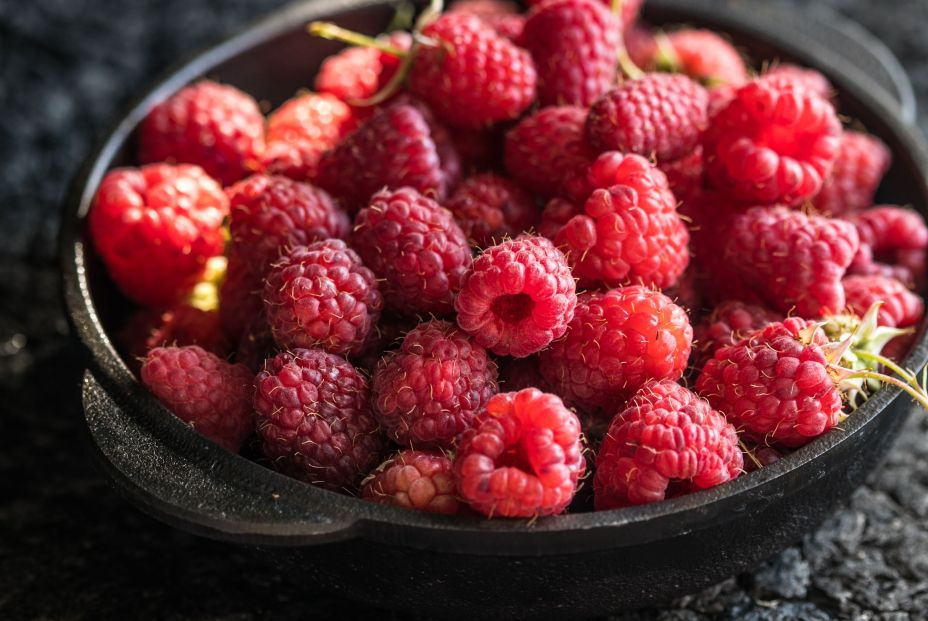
[254, 348, 384, 491]
[455, 235, 577, 358]
[371, 320, 498, 448]
[361, 450, 460, 515]
[454, 388, 585, 518]
[594, 380, 743, 509]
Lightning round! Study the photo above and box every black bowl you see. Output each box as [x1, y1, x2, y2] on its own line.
[61, 0, 928, 617]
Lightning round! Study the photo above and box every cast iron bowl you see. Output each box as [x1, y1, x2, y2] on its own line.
[61, 0, 928, 617]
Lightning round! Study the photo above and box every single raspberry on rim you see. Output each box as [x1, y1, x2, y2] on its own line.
[371, 320, 497, 448]
[254, 348, 384, 491]
[361, 449, 460, 515]
[812, 130, 891, 217]
[454, 388, 585, 518]
[594, 380, 743, 509]
[446, 173, 539, 248]
[843, 274, 924, 329]
[141, 345, 254, 453]
[263, 239, 383, 357]
[139, 81, 265, 186]
[455, 235, 577, 358]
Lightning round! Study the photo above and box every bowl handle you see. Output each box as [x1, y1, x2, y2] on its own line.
[82, 370, 359, 545]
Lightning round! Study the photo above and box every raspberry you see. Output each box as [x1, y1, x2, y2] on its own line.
[219, 253, 264, 341]
[227, 174, 350, 276]
[454, 388, 585, 517]
[89, 164, 228, 308]
[351, 187, 471, 316]
[551, 152, 691, 290]
[315, 33, 411, 105]
[254, 349, 384, 491]
[504, 106, 594, 199]
[695, 317, 843, 448]
[236, 311, 276, 373]
[659, 29, 748, 87]
[389, 95, 465, 194]
[594, 380, 743, 509]
[848, 206, 928, 287]
[520, 0, 622, 107]
[448, 0, 524, 40]
[813, 131, 891, 217]
[762, 64, 833, 100]
[693, 300, 781, 372]
[702, 76, 841, 206]
[316, 104, 446, 212]
[263, 240, 383, 356]
[658, 147, 705, 202]
[446, 173, 539, 248]
[843, 275, 924, 329]
[260, 93, 357, 182]
[586, 74, 710, 163]
[538, 287, 693, 415]
[724, 206, 859, 317]
[371, 320, 498, 448]
[138, 81, 264, 186]
[141, 346, 254, 452]
[498, 356, 550, 393]
[524, 0, 642, 31]
[455, 235, 577, 357]
[409, 13, 537, 129]
[123, 304, 230, 361]
[361, 450, 459, 515]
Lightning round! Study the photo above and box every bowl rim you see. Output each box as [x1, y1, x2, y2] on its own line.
[60, 0, 928, 554]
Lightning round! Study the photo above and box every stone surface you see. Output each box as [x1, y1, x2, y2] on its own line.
[2, 0, 928, 619]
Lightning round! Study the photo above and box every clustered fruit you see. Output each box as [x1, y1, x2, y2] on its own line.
[90, 0, 928, 519]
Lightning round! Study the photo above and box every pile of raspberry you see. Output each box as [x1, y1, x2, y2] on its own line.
[89, 0, 927, 519]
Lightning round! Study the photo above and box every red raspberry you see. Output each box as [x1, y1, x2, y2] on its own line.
[263, 239, 383, 356]
[504, 106, 594, 199]
[813, 131, 891, 217]
[702, 76, 841, 206]
[551, 152, 691, 290]
[138, 81, 264, 186]
[524, 0, 642, 31]
[695, 317, 843, 448]
[235, 311, 276, 373]
[724, 206, 859, 317]
[520, 0, 621, 107]
[219, 253, 264, 341]
[89, 164, 228, 308]
[455, 235, 577, 357]
[847, 206, 928, 287]
[351, 187, 471, 316]
[538, 287, 693, 415]
[314, 33, 411, 105]
[141, 346, 254, 452]
[361, 450, 459, 515]
[843, 274, 924, 329]
[693, 300, 782, 368]
[658, 147, 705, 202]
[254, 349, 384, 491]
[408, 13, 537, 129]
[446, 173, 539, 248]
[594, 380, 743, 509]
[454, 388, 585, 518]
[227, 174, 350, 276]
[586, 74, 710, 163]
[387, 95, 465, 194]
[661, 29, 748, 87]
[498, 356, 551, 393]
[762, 64, 833, 100]
[260, 93, 357, 182]
[371, 320, 498, 448]
[448, 0, 524, 40]
[123, 304, 230, 361]
[316, 104, 446, 212]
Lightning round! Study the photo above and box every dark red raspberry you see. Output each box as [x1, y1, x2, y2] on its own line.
[586, 74, 710, 163]
[409, 13, 537, 129]
[498, 356, 550, 393]
[371, 320, 498, 448]
[139, 81, 264, 186]
[227, 174, 350, 276]
[260, 93, 357, 183]
[658, 29, 748, 87]
[847, 206, 928, 288]
[316, 104, 446, 212]
[693, 300, 782, 369]
[813, 131, 891, 217]
[658, 147, 705, 202]
[446, 173, 538, 248]
[454, 388, 585, 517]
[351, 187, 471, 316]
[695, 317, 843, 448]
[843, 274, 924, 329]
[315, 33, 411, 105]
[351, 313, 418, 372]
[254, 349, 384, 491]
[537, 196, 583, 240]
[702, 76, 841, 206]
[520, 0, 621, 107]
[455, 235, 576, 357]
[123, 304, 230, 361]
[89, 164, 228, 308]
[141, 345, 254, 452]
[594, 380, 743, 509]
[219, 253, 264, 341]
[742, 444, 785, 473]
[361, 450, 459, 515]
[551, 152, 691, 290]
[449, 126, 502, 172]
[724, 206, 859, 317]
[538, 287, 693, 415]
[235, 311, 276, 373]
[388, 96, 465, 194]
[263, 240, 383, 356]
[504, 106, 594, 199]
[762, 64, 833, 100]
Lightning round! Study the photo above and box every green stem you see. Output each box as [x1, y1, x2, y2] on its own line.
[307, 22, 409, 57]
[415, 0, 444, 32]
[843, 370, 928, 411]
[855, 350, 920, 388]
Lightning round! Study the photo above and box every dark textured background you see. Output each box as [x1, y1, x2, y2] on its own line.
[3, 0, 928, 618]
